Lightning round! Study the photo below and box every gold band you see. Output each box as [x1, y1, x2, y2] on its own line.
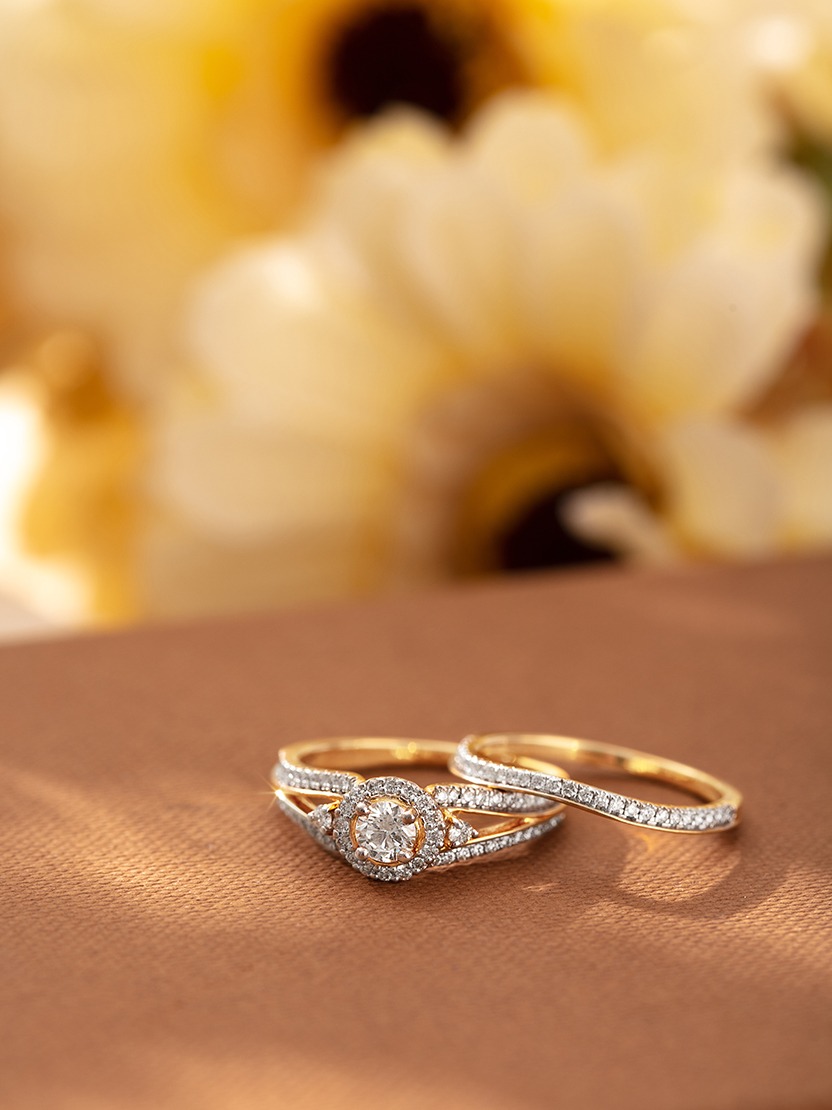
[454, 733, 742, 833]
[271, 736, 566, 881]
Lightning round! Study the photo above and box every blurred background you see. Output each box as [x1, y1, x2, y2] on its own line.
[0, 0, 830, 638]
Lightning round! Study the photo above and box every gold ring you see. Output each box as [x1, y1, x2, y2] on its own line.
[453, 733, 742, 833]
[271, 737, 566, 881]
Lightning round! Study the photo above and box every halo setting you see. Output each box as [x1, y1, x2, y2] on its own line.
[333, 777, 446, 880]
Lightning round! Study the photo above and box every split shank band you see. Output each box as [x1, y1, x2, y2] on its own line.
[271, 733, 742, 882]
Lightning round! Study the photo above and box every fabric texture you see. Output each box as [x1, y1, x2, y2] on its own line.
[1, 559, 831, 1109]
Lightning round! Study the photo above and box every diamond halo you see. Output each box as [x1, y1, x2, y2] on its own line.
[333, 777, 447, 881]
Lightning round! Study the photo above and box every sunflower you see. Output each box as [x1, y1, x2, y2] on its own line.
[245, 0, 527, 134]
[0, 0, 533, 405]
[0, 6, 815, 623]
[139, 91, 826, 619]
[0, 0, 771, 406]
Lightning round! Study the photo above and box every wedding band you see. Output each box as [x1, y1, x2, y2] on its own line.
[271, 737, 566, 881]
[453, 733, 742, 833]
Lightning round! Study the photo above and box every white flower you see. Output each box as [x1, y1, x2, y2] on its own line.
[143, 92, 826, 616]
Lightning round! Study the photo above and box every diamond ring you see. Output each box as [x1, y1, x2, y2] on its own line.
[453, 733, 742, 833]
[272, 737, 566, 881]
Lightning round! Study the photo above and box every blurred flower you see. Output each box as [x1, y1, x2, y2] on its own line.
[0, 4, 824, 624]
[229, 0, 528, 189]
[0, 0, 538, 404]
[140, 92, 825, 617]
[0, 0, 770, 403]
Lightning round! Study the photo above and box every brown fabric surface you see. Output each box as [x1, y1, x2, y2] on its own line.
[1, 559, 831, 1110]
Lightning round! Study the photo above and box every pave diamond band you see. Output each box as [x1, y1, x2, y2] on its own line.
[271, 759, 361, 797]
[453, 734, 742, 834]
[272, 737, 566, 881]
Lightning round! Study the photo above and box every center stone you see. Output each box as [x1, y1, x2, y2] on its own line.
[353, 798, 420, 864]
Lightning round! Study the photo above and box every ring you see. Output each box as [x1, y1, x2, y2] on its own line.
[271, 737, 566, 881]
[453, 733, 742, 833]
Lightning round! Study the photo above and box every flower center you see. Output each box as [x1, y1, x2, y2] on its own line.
[323, 2, 525, 126]
[391, 374, 649, 581]
[326, 5, 465, 122]
[497, 478, 621, 571]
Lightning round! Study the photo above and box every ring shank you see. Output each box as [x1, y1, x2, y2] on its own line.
[282, 737, 459, 772]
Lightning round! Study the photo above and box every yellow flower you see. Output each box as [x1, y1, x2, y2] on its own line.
[229, 0, 528, 191]
[142, 92, 825, 618]
[0, 0, 772, 406]
[0, 0, 538, 408]
[0, 1, 809, 622]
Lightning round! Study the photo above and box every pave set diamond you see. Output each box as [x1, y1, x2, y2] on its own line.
[272, 759, 361, 796]
[430, 783, 552, 813]
[272, 758, 553, 813]
[452, 741, 738, 832]
[435, 812, 563, 869]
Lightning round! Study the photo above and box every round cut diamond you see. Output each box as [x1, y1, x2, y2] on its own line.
[309, 804, 334, 834]
[447, 817, 476, 847]
[353, 798, 419, 864]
